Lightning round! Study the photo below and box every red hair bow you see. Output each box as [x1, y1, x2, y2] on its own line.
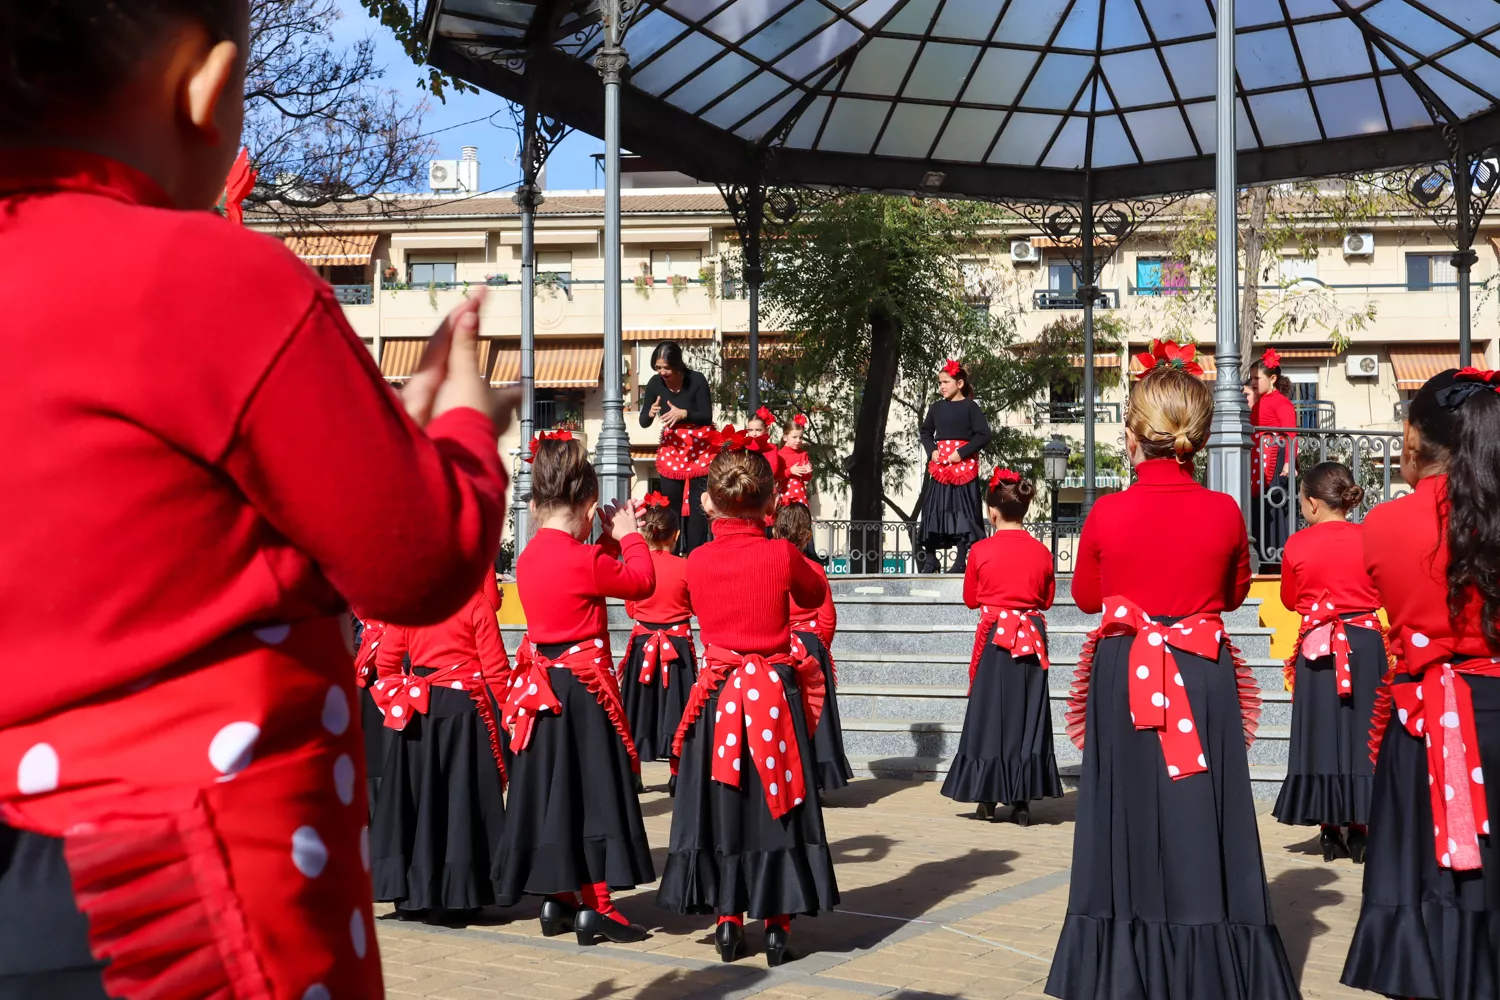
[221, 148, 257, 226]
[1261, 348, 1282, 370]
[1134, 339, 1203, 380]
[1455, 367, 1500, 387]
[793, 413, 808, 428]
[989, 468, 1022, 490]
[710, 424, 777, 454]
[642, 491, 672, 509]
[942, 358, 962, 377]
[523, 429, 574, 462]
[754, 405, 777, 425]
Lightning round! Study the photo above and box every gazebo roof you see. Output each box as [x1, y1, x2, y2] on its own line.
[427, 0, 1500, 200]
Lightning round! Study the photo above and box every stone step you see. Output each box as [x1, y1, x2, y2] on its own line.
[835, 685, 1294, 727]
[824, 597, 1266, 631]
[845, 755, 1288, 801]
[832, 654, 1287, 691]
[825, 624, 1273, 661]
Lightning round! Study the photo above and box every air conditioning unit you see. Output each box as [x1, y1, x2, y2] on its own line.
[1010, 240, 1039, 264]
[1342, 232, 1374, 257]
[1346, 354, 1379, 379]
[428, 160, 461, 191]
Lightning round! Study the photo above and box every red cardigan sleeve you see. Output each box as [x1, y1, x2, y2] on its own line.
[1071, 509, 1104, 614]
[374, 625, 408, 680]
[963, 550, 980, 609]
[471, 595, 511, 702]
[219, 300, 506, 626]
[1041, 559, 1057, 610]
[591, 533, 656, 601]
[788, 542, 827, 610]
[1279, 544, 1299, 613]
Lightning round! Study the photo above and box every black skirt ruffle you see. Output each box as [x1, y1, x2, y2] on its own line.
[796, 631, 853, 793]
[0, 824, 109, 998]
[370, 667, 508, 912]
[361, 683, 387, 810]
[618, 624, 698, 762]
[1340, 671, 1500, 1000]
[917, 476, 984, 547]
[1272, 621, 1382, 827]
[1045, 630, 1299, 1000]
[493, 650, 655, 904]
[656, 660, 840, 919]
[942, 622, 1063, 806]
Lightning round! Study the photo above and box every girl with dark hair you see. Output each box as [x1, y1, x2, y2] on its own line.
[1341, 367, 1500, 1000]
[618, 493, 699, 771]
[917, 360, 992, 574]
[657, 435, 840, 967]
[942, 469, 1062, 826]
[1046, 342, 1298, 1000]
[1247, 349, 1298, 565]
[641, 341, 715, 554]
[1272, 463, 1385, 863]
[496, 435, 657, 945]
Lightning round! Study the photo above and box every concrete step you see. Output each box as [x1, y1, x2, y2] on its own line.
[832, 654, 1287, 692]
[835, 685, 1294, 728]
[825, 623, 1273, 661]
[845, 755, 1288, 801]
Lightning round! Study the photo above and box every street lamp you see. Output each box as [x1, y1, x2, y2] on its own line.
[1042, 435, 1070, 572]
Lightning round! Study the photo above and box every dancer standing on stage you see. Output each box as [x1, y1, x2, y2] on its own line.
[747, 406, 785, 483]
[943, 469, 1062, 826]
[774, 502, 852, 793]
[619, 492, 699, 767]
[641, 341, 714, 555]
[917, 360, 991, 574]
[1046, 341, 1299, 1000]
[1248, 348, 1298, 565]
[778, 414, 815, 508]
[370, 573, 511, 920]
[496, 434, 657, 945]
[658, 431, 840, 967]
[1341, 368, 1500, 1000]
[0, 6, 511, 993]
[1271, 462, 1384, 862]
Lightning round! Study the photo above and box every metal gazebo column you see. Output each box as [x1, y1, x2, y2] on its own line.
[718, 180, 770, 415]
[1077, 188, 1097, 514]
[594, 0, 633, 504]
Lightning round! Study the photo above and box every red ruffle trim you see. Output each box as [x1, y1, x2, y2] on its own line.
[926, 461, 978, 486]
[569, 644, 641, 775]
[1283, 614, 1390, 695]
[63, 798, 272, 1000]
[468, 688, 508, 788]
[1367, 648, 1402, 767]
[793, 650, 826, 736]
[1231, 637, 1261, 747]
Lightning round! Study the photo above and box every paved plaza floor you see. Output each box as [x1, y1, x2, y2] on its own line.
[377, 763, 1367, 999]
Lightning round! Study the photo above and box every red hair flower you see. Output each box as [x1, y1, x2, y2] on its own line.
[1133, 339, 1203, 380]
[1455, 367, 1500, 387]
[988, 467, 1022, 490]
[793, 413, 808, 428]
[709, 424, 777, 455]
[642, 491, 672, 509]
[523, 428, 574, 462]
[942, 358, 962, 377]
[754, 405, 777, 425]
[1261, 348, 1282, 370]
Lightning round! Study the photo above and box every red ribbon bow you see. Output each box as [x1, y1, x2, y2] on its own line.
[371, 673, 431, 730]
[710, 424, 777, 455]
[1296, 592, 1379, 699]
[755, 406, 777, 425]
[1261, 348, 1282, 370]
[1134, 339, 1204, 380]
[970, 607, 1048, 692]
[793, 413, 808, 428]
[988, 468, 1021, 490]
[1455, 367, 1500, 390]
[524, 429, 574, 462]
[620, 623, 692, 687]
[1097, 597, 1228, 780]
[352, 620, 387, 688]
[790, 618, 836, 680]
[505, 637, 640, 772]
[642, 491, 672, 510]
[221, 148, 257, 226]
[942, 358, 962, 377]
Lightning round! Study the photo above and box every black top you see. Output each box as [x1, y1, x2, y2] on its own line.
[639, 370, 713, 428]
[920, 397, 992, 460]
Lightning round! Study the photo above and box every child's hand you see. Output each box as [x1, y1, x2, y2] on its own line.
[605, 500, 640, 540]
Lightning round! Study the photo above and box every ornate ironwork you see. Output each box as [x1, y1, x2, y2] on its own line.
[999, 194, 1190, 291]
[1373, 141, 1500, 261]
[508, 102, 572, 194]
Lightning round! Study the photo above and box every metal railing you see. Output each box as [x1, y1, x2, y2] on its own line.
[1293, 399, 1336, 429]
[812, 518, 1082, 576]
[1247, 425, 1405, 568]
[1032, 288, 1119, 310]
[1034, 400, 1123, 425]
[333, 284, 373, 305]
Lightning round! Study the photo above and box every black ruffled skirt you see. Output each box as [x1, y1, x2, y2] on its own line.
[361, 683, 387, 810]
[917, 476, 984, 548]
[1273, 621, 1383, 827]
[618, 623, 698, 762]
[0, 824, 109, 998]
[492, 650, 655, 903]
[1341, 671, 1500, 1000]
[942, 621, 1063, 806]
[796, 631, 853, 793]
[656, 661, 840, 919]
[370, 666, 508, 912]
[1045, 632, 1299, 1000]
[659, 476, 710, 556]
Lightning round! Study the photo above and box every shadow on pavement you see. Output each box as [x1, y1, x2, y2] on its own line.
[1268, 864, 1344, 979]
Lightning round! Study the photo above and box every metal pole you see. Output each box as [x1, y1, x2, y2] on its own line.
[1050, 486, 1060, 572]
[1207, 0, 1251, 513]
[595, 1, 632, 504]
[512, 114, 541, 553]
[1454, 144, 1474, 367]
[747, 284, 761, 414]
[1455, 248, 1476, 367]
[745, 188, 766, 415]
[1079, 202, 1097, 514]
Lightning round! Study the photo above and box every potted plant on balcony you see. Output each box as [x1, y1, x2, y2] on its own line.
[633, 261, 653, 298]
[669, 273, 689, 301]
[554, 408, 586, 449]
[484, 272, 510, 286]
[382, 265, 398, 283]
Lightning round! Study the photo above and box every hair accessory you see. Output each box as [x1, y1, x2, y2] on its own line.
[709, 424, 777, 455]
[988, 468, 1022, 490]
[942, 358, 962, 377]
[1133, 339, 1203, 380]
[642, 491, 672, 509]
[754, 405, 777, 425]
[1261, 348, 1282, 370]
[523, 429, 574, 462]
[1436, 367, 1500, 410]
[220, 148, 258, 226]
[793, 413, 808, 428]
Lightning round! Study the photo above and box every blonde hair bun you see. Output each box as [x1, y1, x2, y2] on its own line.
[1128, 367, 1213, 462]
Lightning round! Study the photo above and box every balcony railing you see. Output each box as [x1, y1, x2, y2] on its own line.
[1033, 400, 1123, 424]
[1032, 287, 1119, 310]
[333, 284, 373, 305]
[1293, 399, 1336, 429]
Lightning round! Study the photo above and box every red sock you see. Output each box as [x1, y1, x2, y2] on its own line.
[548, 892, 579, 907]
[764, 914, 790, 932]
[717, 914, 744, 927]
[1348, 823, 1368, 835]
[581, 882, 629, 926]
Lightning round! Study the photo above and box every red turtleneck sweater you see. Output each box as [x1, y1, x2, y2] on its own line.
[1072, 458, 1251, 617]
[625, 548, 694, 624]
[964, 529, 1056, 611]
[688, 518, 827, 655]
[1280, 520, 1380, 614]
[375, 575, 511, 702]
[788, 551, 837, 649]
[517, 528, 655, 644]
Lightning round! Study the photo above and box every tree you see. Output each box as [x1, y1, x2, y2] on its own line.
[244, 0, 436, 218]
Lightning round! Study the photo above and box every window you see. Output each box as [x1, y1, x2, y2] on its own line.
[1047, 259, 1076, 294]
[650, 249, 701, 281]
[1135, 257, 1188, 295]
[1406, 252, 1456, 291]
[536, 251, 572, 280]
[1049, 376, 1079, 405]
[1279, 253, 1318, 287]
[1285, 371, 1327, 429]
[534, 389, 584, 431]
[408, 261, 456, 285]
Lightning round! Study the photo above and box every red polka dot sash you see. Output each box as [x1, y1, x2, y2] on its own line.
[672, 641, 824, 820]
[505, 637, 640, 773]
[656, 424, 715, 493]
[927, 440, 978, 486]
[968, 608, 1048, 693]
[790, 619, 837, 683]
[620, 622, 693, 688]
[1287, 593, 1381, 697]
[352, 619, 387, 688]
[1381, 629, 1500, 871]
[372, 662, 509, 784]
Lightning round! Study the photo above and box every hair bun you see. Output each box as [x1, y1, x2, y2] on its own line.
[1017, 480, 1036, 501]
[1342, 484, 1365, 508]
[1172, 428, 1196, 457]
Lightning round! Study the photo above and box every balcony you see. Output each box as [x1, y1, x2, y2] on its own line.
[1032, 288, 1119, 310]
[1294, 399, 1336, 429]
[333, 284, 373, 305]
[1033, 401, 1123, 424]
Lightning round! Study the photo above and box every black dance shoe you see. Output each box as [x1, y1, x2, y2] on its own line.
[715, 921, 745, 962]
[575, 908, 649, 945]
[539, 898, 578, 937]
[974, 802, 996, 821]
[668, 773, 678, 798]
[1346, 826, 1367, 865]
[634, 773, 646, 795]
[765, 925, 797, 967]
[1320, 826, 1347, 862]
[1011, 803, 1031, 827]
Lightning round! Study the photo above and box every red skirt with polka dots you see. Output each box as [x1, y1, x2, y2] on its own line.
[0, 618, 380, 1000]
[656, 424, 715, 483]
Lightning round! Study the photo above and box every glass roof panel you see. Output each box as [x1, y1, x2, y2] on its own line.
[1182, 98, 1258, 152]
[933, 107, 1008, 160]
[1161, 40, 1217, 100]
[1126, 106, 1197, 160]
[1018, 54, 1094, 110]
[1247, 89, 1323, 145]
[883, 0, 939, 35]
[734, 87, 803, 138]
[818, 97, 891, 151]
[930, 0, 1002, 41]
[704, 69, 798, 126]
[705, 0, 797, 42]
[1101, 49, 1176, 109]
[1101, 0, 1151, 48]
[843, 37, 920, 94]
[1235, 0, 1287, 29]
[903, 42, 982, 101]
[1292, 19, 1375, 81]
[1138, 0, 1214, 41]
[637, 35, 733, 95]
[776, 16, 865, 77]
[848, 0, 904, 28]
[1283, 0, 1340, 16]
[742, 0, 838, 60]
[1054, 0, 1103, 51]
[989, 112, 1064, 164]
[1088, 114, 1137, 167]
[783, 94, 831, 146]
[1362, 0, 1463, 54]
[1313, 79, 1387, 137]
[1414, 65, 1493, 117]
[961, 48, 1039, 105]
[994, 0, 1070, 46]
[623, 9, 693, 63]
[1041, 115, 1088, 168]
[1408, 0, 1500, 35]
[1236, 28, 1306, 91]
[1379, 72, 1435, 129]
[1435, 45, 1500, 102]
[665, 0, 728, 21]
[875, 102, 950, 155]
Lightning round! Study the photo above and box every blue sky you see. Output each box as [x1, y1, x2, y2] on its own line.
[331, 0, 603, 191]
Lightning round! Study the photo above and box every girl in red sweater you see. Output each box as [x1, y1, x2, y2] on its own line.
[1046, 342, 1298, 1000]
[1341, 368, 1500, 1000]
[1271, 463, 1385, 862]
[775, 502, 852, 792]
[619, 493, 699, 770]
[369, 574, 512, 920]
[657, 437, 840, 967]
[1248, 348, 1299, 567]
[496, 436, 657, 945]
[778, 415, 814, 508]
[942, 469, 1061, 826]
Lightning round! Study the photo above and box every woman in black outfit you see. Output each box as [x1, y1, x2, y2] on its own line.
[640, 341, 714, 555]
[917, 360, 991, 573]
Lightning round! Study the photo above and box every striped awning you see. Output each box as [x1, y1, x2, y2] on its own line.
[626, 327, 715, 341]
[1067, 353, 1121, 368]
[721, 334, 800, 359]
[489, 340, 604, 388]
[379, 338, 427, 381]
[1257, 346, 1337, 359]
[630, 444, 659, 461]
[1389, 344, 1483, 389]
[285, 232, 378, 266]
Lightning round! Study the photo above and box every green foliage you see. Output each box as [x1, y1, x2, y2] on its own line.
[358, 0, 476, 100]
